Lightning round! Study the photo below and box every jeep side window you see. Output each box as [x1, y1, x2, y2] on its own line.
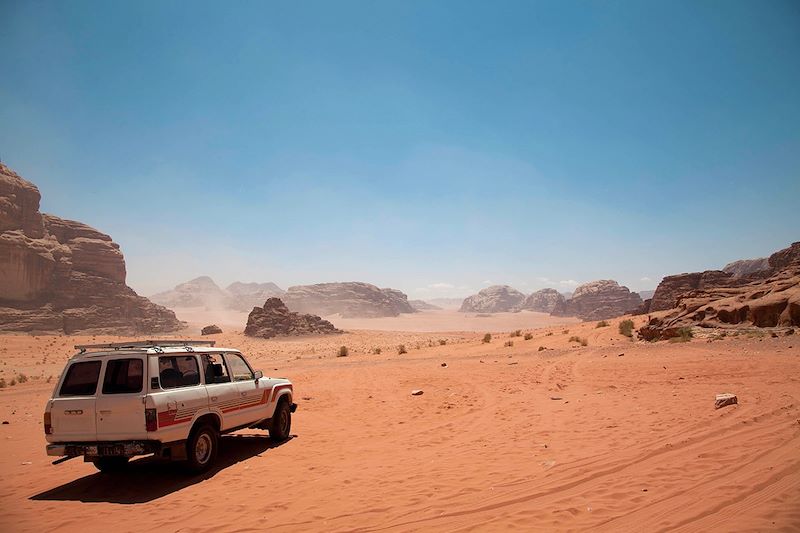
[158, 356, 201, 389]
[225, 353, 254, 382]
[102, 358, 143, 394]
[202, 354, 230, 384]
[60, 361, 102, 396]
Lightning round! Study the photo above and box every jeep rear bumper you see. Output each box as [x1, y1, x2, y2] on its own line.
[47, 441, 160, 458]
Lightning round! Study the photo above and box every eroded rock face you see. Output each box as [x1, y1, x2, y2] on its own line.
[551, 280, 642, 321]
[768, 242, 800, 270]
[282, 282, 415, 318]
[244, 298, 342, 338]
[519, 288, 565, 313]
[0, 163, 183, 334]
[723, 257, 770, 278]
[459, 285, 526, 313]
[639, 263, 800, 340]
[649, 271, 733, 312]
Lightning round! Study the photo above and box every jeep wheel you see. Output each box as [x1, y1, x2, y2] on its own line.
[186, 424, 219, 473]
[269, 399, 292, 442]
[92, 456, 129, 473]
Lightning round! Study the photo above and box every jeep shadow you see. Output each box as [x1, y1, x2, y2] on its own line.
[31, 433, 294, 504]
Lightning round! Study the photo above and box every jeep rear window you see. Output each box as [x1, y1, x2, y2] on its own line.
[59, 361, 102, 396]
[102, 358, 143, 394]
[159, 356, 201, 389]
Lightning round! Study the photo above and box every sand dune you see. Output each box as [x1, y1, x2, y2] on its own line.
[0, 320, 798, 532]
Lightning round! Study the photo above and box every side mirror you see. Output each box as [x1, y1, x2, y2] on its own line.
[254, 370, 263, 381]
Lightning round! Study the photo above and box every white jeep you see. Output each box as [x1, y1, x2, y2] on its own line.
[43, 340, 296, 473]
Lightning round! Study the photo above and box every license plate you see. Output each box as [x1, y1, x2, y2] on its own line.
[98, 444, 125, 456]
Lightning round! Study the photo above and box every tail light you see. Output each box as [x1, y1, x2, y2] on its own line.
[44, 411, 52, 435]
[145, 408, 158, 432]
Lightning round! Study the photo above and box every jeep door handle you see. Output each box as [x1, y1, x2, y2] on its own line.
[99, 410, 112, 415]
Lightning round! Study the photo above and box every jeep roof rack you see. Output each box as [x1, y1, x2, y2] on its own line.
[74, 340, 217, 353]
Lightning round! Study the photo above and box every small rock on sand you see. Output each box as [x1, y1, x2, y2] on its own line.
[441, 363, 447, 367]
[550, 396, 563, 401]
[715, 393, 738, 409]
[411, 390, 424, 396]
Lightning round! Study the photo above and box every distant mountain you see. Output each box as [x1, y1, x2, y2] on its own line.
[722, 257, 770, 278]
[282, 282, 416, 318]
[638, 290, 655, 300]
[460, 285, 526, 313]
[226, 281, 285, 311]
[409, 299, 442, 311]
[151, 277, 284, 311]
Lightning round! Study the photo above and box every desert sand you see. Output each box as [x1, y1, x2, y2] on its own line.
[0, 318, 799, 532]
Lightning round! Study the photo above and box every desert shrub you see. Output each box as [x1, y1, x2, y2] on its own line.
[10, 379, 16, 386]
[524, 333, 533, 340]
[504, 340, 514, 347]
[619, 319, 634, 338]
[438, 339, 447, 346]
[596, 320, 609, 328]
[569, 336, 588, 346]
[511, 330, 522, 337]
[562, 330, 569, 334]
[538, 346, 546, 351]
[0, 378, 5, 388]
[674, 327, 694, 342]
[17, 373, 28, 384]
[482, 333, 492, 343]
[398, 344, 407, 355]
[546, 332, 553, 336]
[337, 346, 349, 357]
[372, 347, 382, 355]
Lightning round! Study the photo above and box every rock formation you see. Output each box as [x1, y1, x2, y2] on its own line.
[281, 282, 415, 318]
[648, 270, 733, 313]
[244, 298, 342, 338]
[518, 288, 565, 313]
[409, 299, 442, 311]
[459, 285, 526, 313]
[226, 281, 285, 311]
[551, 280, 642, 321]
[639, 263, 800, 340]
[0, 163, 183, 334]
[201, 324, 222, 335]
[723, 257, 770, 278]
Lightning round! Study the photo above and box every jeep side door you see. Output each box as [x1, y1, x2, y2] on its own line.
[224, 352, 268, 426]
[201, 353, 241, 431]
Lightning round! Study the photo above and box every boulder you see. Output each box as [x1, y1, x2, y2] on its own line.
[715, 393, 738, 409]
[518, 288, 565, 313]
[201, 324, 222, 335]
[281, 282, 415, 318]
[244, 298, 342, 338]
[551, 280, 642, 321]
[459, 285, 526, 313]
[0, 162, 183, 334]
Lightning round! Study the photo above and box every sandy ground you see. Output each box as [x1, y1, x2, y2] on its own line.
[169, 307, 580, 333]
[0, 319, 798, 532]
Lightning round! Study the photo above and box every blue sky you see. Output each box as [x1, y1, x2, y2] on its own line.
[1, 0, 798, 298]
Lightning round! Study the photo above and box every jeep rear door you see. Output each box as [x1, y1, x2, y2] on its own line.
[49, 360, 102, 441]
[95, 357, 147, 441]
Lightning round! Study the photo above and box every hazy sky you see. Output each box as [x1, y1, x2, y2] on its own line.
[1, 1, 799, 299]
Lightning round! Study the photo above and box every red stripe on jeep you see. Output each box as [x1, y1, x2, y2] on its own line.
[220, 390, 269, 413]
[270, 384, 293, 403]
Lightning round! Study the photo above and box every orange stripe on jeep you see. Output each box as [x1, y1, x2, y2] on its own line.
[270, 384, 293, 403]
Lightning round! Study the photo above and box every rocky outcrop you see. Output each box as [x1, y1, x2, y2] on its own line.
[201, 324, 222, 335]
[519, 288, 565, 313]
[723, 257, 770, 278]
[244, 298, 342, 338]
[639, 263, 800, 340]
[551, 280, 642, 321]
[767, 242, 800, 270]
[409, 299, 442, 311]
[0, 163, 183, 334]
[151, 276, 230, 308]
[649, 271, 733, 312]
[459, 285, 526, 313]
[226, 281, 284, 311]
[281, 282, 415, 318]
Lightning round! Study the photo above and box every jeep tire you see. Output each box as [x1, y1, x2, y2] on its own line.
[269, 399, 291, 442]
[92, 456, 129, 473]
[186, 423, 219, 473]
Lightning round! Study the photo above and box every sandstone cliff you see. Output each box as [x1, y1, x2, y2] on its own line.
[244, 298, 342, 338]
[282, 282, 415, 318]
[551, 280, 642, 321]
[459, 285, 526, 313]
[649, 270, 733, 312]
[723, 257, 770, 278]
[0, 163, 183, 334]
